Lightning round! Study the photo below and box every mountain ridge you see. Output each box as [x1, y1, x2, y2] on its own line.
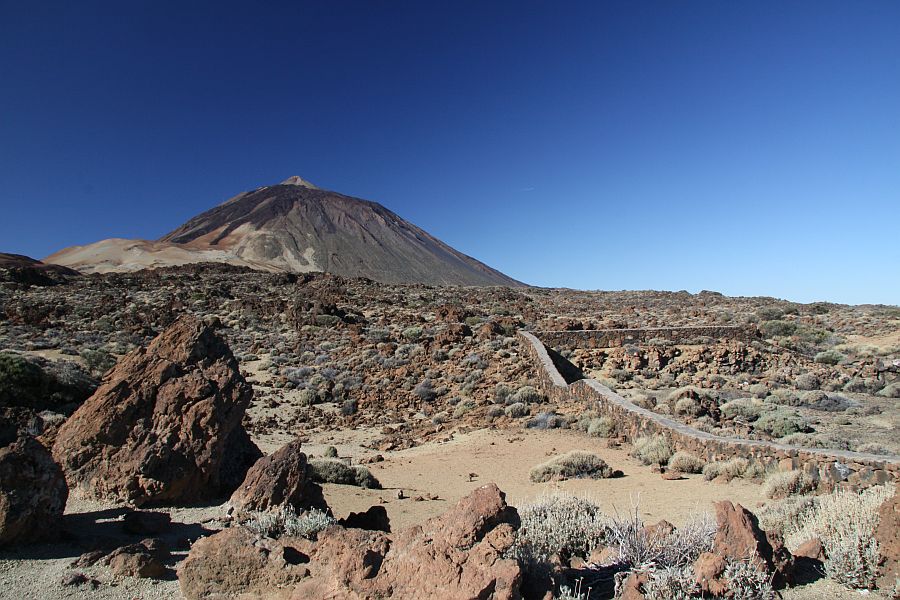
[45, 178, 523, 287]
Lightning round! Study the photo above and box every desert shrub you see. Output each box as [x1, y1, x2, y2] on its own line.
[720, 398, 765, 421]
[412, 378, 437, 401]
[843, 377, 881, 393]
[487, 405, 505, 419]
[509, 494, 608, 565]
[341, 399, 358, 416]
[632, 394, 656, 410]
[756, 409, 810, 437]
[757, 495, 818, 535]
[608, 507, 716, 569]
[512, 385, 543, 404]
[794, 372, 820, 391]
[308, 459, 381, 489]
[760, 320, 798, 338]
[244, 505, 336, 540]
[703, 457, 765, 482]
[494, 383, 512, 404]
[401, 326, 423, 341]
[781, 485, 894, 589]
[504, 402, 529, 418]
[630, 435, 673, 466]
[769, 389, 800, 406]
[855, 442, 891, 455]
[530, 451, 614, 482]
[756, 306, 784, 321]
[877, 382, 900, 398]
[763, 470, 816, 499]
[80, 348, 117, 376]
[452, 399, 475, 418]
[674, 397, 702, 418]
[587, 416, 615, 438]
[653, 402, 672, 415]
[668, 451, 704, 474]
[527, 412, 566, 430]
[720, 558, 775, 600]
[640, 566, 699, 599]
[0, 352, 96, 410]
[431, 411, 448, 424]
[814, 349, 845, 365]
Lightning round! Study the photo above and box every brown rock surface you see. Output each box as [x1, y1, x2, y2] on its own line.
[230, 438, 319, 513]
[0, 436, 68, 546]
[293, 483, 522, 599]
[52, 315, 260, 505]
[712, 500, 794, 587]
[178, 526, 312, 600]
[875, 490, 899, 591]
[693, 551, 728, 596]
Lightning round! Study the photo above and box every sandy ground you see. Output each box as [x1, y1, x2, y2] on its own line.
[0, 424, 889, 599]
[306, 426, 768, 530]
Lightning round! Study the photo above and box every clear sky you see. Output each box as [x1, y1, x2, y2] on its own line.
[1, 1, 898, 305]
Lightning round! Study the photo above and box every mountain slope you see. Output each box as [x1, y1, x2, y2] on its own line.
[46, 177, 523, 287]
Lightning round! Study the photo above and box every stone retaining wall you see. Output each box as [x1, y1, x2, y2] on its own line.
[518, 330, 900, 489]
[536, 325, 758, 349]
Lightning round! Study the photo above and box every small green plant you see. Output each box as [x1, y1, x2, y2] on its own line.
[308, 459, 381, 489]
[587, 416, 615, 438]
[763, 470, 816, 499]
[668, 451, 704, 474]
[244, 505, 336, 540]
[530, 451, 614, 482]
[814, 349, 845, 365]
[630, 435, 674, 466]
[756, 408, 810, 438]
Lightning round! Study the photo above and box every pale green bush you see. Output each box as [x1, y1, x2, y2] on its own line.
[631, 435, 674, 466]
[763, 470, 816, 499]
[308, 458, 381, 489]
[530, 451, 614, 482]
[244, 505, 336, 540]
[668, 451, 704, 474]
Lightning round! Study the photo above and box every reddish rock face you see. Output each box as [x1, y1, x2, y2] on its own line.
[230, 438, 324, 514]
[712, 501, 794, 587]
[178, 526, 313, 600]
[875, 491, 899, 591]
[179, 484, 523, 600]
[0, 436, 68, 546]
[52, 315, 260, 506]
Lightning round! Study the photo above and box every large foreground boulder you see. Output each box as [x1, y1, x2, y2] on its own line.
[230, 438, 325, 514]
[179, 527, 313, 599]
[52, 315, 261, 505]
[0, 436, 68, 546]
[179, 483, 523, 600]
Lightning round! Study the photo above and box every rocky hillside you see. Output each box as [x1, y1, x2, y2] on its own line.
[46, 177, 522, 287]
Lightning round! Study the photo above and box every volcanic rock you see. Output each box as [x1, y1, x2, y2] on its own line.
[52, 315, 260, 505]
[230, 438, 324, 513]
[0, 436, 68, 546]
[875, 491, 900, 591]
[178, 526, 312, 600]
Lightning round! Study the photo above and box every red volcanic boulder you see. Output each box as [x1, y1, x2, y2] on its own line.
[293, 483, 522, 599]
[694, 500, 794, 593]
[875, 491, 899, 591]
[0, 436, 68, 546]
[179, 526, 312, 600]
[52, 315, 261, 505]
[230, 438, 325, 514]
[179, 484, 523, 600]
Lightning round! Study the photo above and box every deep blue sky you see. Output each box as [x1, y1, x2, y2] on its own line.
[2, 1, 898, 304]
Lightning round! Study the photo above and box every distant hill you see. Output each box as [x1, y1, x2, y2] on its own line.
[46, 177, 522, 287]
[0, 252, 81, 285]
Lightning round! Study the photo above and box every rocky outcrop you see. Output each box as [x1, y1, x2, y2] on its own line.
[178, 527, 312, 600]
[179, 484, 523, 600]
[875, 491, 899, 591]
[52, 315, 260, 505]
[0, 436, 68, 546]
[693, 501, 793, 593]
[230, 439, 322, 514]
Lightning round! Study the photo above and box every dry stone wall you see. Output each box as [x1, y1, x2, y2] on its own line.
[518, 330, 900, 489]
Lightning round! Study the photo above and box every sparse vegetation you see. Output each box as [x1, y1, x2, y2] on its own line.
[668, 451, 704, 474]
[630, 435, 674, 466]
[308, 459, 381, 489]
[530, 451, 614, 482]
[244, 505, 336, 540]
